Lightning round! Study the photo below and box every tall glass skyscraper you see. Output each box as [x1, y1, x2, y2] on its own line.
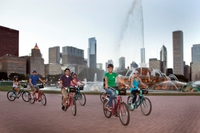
[191, 44, 200, 81]
[88, 37, 97, 68]
[160, 45, 167, 73]
[173, 30, 184, 75]
[119, 57, 125, 70]
[140, 48, 145, 66]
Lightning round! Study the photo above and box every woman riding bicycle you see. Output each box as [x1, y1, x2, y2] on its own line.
[13, 76, 20, 97]
[70, 73, 85, 87]
[130, 70, 147, 105]
[104, 64, 129, 111]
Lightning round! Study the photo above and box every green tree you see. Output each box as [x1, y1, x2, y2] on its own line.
[9, 73, 25, 81]
[0, 72, 8, 80]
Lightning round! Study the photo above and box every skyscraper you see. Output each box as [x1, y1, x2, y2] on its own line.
[0, 26, 19, 57]
[173, 30, 184, 75]
[62, 46, 85, 65]
[49, 46, 60, 64]
[119, 57, 125, 70]
[160, 45, 167, 73]
[29, 44, 45, 76]
[88, 37, 97, 68]
[191, 44, 200, 81]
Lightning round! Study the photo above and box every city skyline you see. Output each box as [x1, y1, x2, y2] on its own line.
[0, 0, 200, 68]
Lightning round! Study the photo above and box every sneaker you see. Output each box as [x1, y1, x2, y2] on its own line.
[115, 112, 119, 117]
[38, 98, 41, 102]
[62, 105, 66, 111]
[130, 104, 134, 110]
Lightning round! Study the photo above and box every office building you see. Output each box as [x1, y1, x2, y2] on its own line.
[173, 30, 184, 75]
[160, 45, 167, 73]
[88, 37, 97, 68]
[119, 57, 125, 71]
[0, 26, 19, 57]
[49, 46, 60, 64]
[149, 58, 161, 70]
[191, 44, 200, 81]
[62, 46, 84, 65]
[97, 63, 103, 70]
[0, 55, 26, 76]
[130, 61, 138, 68]
[28, 44, 45, 76]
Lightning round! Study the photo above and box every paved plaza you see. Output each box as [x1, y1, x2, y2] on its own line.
[0, 91, 200, 133]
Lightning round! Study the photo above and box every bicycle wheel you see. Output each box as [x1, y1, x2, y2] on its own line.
[119, 102, 130, 126]
[41, 93, 47, 106]
[100, 92, 106, 103]
[71, 98, 77, 116]
[7, 91, 16, 101]
[103, 99, 112, 118]
[28, 93, 35, 104]
[78, 93, 86, 106]
[140, 97, 152, 116]
[22, 91, 30, 102]
[127, 96, 134, 111]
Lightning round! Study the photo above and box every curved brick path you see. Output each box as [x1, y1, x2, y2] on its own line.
[0, 91, 200, 133]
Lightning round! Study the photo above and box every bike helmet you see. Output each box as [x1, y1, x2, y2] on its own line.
[32, 70, 37, 73]
[14, 75, 18, 79]
[107, 64, 114, 68]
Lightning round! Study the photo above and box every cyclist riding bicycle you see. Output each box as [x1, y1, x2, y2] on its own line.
[29, 70, 45, 102]
[13, 76, 21, 97]
[60, 68, 73, 111]
[70, 73, 85, 87]
[130, 70, 147, 105]
[104, 64, 129, 111]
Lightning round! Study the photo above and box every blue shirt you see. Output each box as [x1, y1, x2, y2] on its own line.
[130, 78, 140, 92]
[29, 75, 40, 85]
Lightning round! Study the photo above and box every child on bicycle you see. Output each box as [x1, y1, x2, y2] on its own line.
[13, 76, 20, 97]
[104, 64, 129, 112]
[130, 70, 147, 105]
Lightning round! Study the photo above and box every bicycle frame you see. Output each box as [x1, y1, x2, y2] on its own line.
[111, 95, 122, 115]
[66, 92, 73, 107]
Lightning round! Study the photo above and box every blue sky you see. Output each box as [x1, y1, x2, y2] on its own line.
[0, 0, 200, 69]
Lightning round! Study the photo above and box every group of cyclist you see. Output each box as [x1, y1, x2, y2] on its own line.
[12, 63, 146, 112]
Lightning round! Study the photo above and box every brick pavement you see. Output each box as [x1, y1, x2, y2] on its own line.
[0, 91, 200, 133]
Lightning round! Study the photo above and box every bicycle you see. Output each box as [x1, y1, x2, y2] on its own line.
[103, 87, 130, 126]
[7, 85, 30, 102]
[61, 86, 77, 116]
[127, 88, 152, 116]
[28, 84, 47, 106]
[74, 85, 86, 106]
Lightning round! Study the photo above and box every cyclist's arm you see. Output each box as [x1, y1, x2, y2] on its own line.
[116, 76, 129, 88]
[104, 76, 108, 89]
[130, 77, 134, 88]
[139, 78, 147, 88]
[59, 80, 63, 88]
[29, 78, 33, 86]
[39, 78, 44, 83]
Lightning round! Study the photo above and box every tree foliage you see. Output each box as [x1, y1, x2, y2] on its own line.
[0, 72, 8, 80]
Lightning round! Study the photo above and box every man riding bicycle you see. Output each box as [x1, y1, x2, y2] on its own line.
[104, 64, 129, 111]
[59, 68, 73, 111]
[29, 70, 45, 101]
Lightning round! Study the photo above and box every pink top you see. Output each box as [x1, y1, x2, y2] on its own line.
[70, 79, 80, 86]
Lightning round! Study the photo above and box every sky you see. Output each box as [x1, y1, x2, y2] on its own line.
[0, 0, 200, 70]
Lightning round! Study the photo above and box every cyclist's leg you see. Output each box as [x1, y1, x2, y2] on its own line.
[32, 88, 37, 98]
[37, 89, 42, 101]
[105, 89, 113, 107]
[131, 90, 137, 104]
[61, 89, 68, 106]
[107, 88, 116, 107]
